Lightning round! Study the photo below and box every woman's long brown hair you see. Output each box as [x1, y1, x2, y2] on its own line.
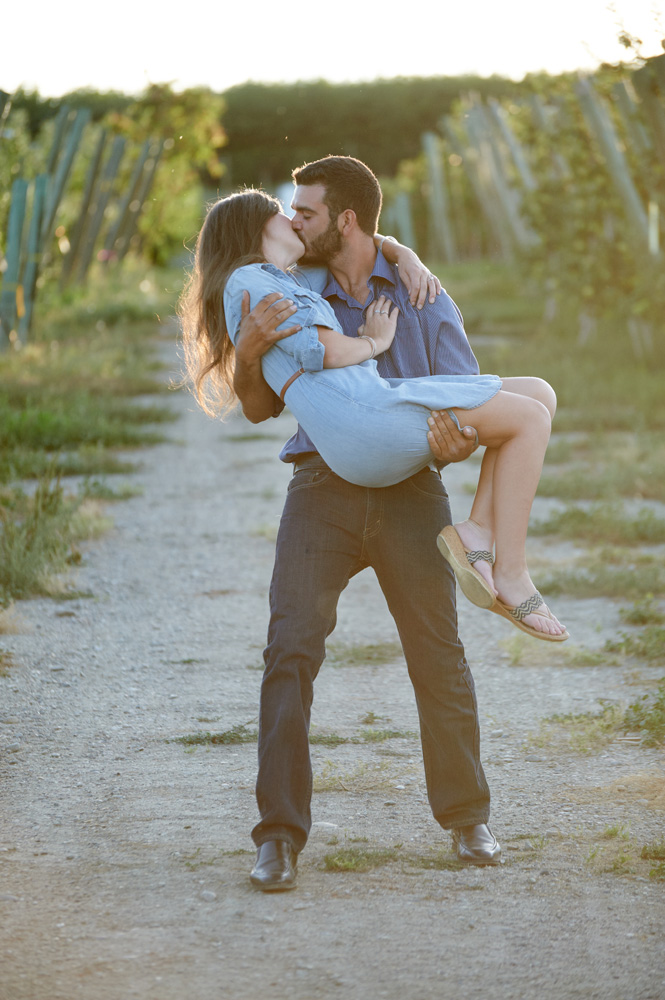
[179, 189, 280, 416]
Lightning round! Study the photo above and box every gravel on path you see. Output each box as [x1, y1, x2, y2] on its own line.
[1, 332, 664, 1000]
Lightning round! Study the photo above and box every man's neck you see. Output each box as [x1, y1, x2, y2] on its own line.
[328, 235, 377, 306]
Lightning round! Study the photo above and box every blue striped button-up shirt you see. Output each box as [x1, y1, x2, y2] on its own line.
[278, 250, 480, 463]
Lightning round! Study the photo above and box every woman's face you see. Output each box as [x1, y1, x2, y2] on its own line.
[261, 212, 305, 267]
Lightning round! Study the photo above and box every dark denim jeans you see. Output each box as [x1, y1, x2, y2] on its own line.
[252, 459, 490, 853]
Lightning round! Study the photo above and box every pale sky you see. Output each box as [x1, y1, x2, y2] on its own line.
[4, 0, 664, 97]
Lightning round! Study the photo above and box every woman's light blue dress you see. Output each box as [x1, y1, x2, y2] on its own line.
[224, 263, 501, 488]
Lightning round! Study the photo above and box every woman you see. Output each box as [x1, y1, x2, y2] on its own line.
[180, 189, 568, 641]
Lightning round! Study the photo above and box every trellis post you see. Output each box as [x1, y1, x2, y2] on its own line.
[0, 179, 28, 349]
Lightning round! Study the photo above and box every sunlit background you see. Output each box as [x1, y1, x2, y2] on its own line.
[5, 0, 665, 95]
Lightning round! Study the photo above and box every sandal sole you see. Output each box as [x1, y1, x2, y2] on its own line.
[489, 599, 569, 642]
[437, 526, 497, 610]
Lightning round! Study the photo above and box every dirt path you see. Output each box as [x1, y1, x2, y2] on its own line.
[1, 330, 664, 1000]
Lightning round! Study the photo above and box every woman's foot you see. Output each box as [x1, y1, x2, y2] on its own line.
[492, 569, 568, 639]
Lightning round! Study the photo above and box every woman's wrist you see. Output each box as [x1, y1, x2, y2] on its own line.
[358, 334, 377, 360]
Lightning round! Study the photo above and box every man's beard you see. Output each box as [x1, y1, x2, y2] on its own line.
[298, 220, 343, 264]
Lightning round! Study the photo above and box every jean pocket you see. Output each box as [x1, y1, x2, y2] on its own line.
[406, 469, 449, 500]
[287, 468, 332, 493]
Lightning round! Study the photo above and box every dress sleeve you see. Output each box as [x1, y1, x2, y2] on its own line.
[291, 265, 328, 295]
[224, 266, 331, 372]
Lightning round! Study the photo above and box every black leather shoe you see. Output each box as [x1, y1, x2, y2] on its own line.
[249, 840, 298, 891]
[452, 824, 501, 866]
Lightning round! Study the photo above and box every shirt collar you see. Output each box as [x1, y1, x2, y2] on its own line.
[322, 249, 397, 303]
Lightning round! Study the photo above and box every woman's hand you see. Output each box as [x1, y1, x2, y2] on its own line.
[378, 238, 441, 309]
[359, 295, 400, 355]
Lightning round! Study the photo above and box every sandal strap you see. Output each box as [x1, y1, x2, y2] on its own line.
[509, 592, 544, 622]
[466, 549, 494, 566]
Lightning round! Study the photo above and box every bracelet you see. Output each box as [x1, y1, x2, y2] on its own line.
[376, 235, 397, 253]
[359, 335, 376, 360]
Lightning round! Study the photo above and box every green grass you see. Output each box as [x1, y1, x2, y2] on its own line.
[174, 724, 257, 746]
[322, 847, 399, 872]
[0, 266, 178, 484]
[0, 650, 14, 676]
[539, 555, 665, 600]
[623, 679, 665, 746]
[641, 840, 665, 880]
[605, 628, 665, 663]
[537, 467, 665, 502]
[620, 596, 665, 626]
[327, 641, 403, 668]
[309, 727, 416, 746]
[529, 702, 625, 754]
[0, 474, 110, 606]
[532, 502, 665, 545]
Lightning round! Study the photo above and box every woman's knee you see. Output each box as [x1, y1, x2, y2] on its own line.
[525, 377, 557, 418]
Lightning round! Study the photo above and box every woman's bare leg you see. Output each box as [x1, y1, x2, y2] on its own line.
[455, 377, 556, 590]
[448, 381, 565, 636]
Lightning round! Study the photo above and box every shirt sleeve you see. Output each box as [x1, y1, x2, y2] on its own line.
[424, 288, 480, 376]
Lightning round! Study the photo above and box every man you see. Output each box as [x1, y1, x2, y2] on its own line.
[234, 156, 500, 891]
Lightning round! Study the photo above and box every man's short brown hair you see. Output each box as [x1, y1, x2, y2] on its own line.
[292, 156, 382, 236]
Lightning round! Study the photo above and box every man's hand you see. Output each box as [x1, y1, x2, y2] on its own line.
[234, 290, 301, 365]
[427, 410, 478, 464]
[233, 291, 301, 423]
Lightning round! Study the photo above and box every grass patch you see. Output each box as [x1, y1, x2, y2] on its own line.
[322, 846, 399, 872]
[406, 849, 462, 872]
[640, 839, 665, 861]
[174, 723, 257, 746]
[641, 841, 665, 882]
[531, 502, 665, 545]
[605, 628, 665, 664]
[0, 650, 15, 676]
[0, 606, 23, 634]
[499, 633, 615, 668]
[309, 731, 350, 747]
[0, 266, 177, 484]
[0, 475, 111, 605]
[313, 761, 400, 793]
[327, 640, 403, 668]
[620, 596, 665, 626]
[309, 727, 415, 746]
[540, 553, 665, 600]
[226, 432, 278, 442]
[79, 478, 143, 501]
[529, 702, 625, 754]
[623, 680, 665, 746]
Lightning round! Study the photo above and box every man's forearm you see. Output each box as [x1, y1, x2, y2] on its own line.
[233, 358, 282, 423]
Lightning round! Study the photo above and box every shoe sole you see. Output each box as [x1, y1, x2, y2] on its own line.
[250, 878, 297, 892]
[490, 600, 569, 642]
[437, 526, 496, 610]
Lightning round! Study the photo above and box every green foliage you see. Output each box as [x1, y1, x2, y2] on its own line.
[0, 475, 89, 604]
[222, 76, 519, 187]
[102, 84, 226, 264]
[175, 724, 257, 746]
[532, 502, 665, 544]
[0, 266, 177, 483]
[623, 679, 665, 745]
[322, 846, 398, 872]
[619, 595, 665, 626]
[605, 627, 665, 662]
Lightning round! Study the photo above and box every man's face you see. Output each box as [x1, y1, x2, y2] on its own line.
[290, 183, 343, 264]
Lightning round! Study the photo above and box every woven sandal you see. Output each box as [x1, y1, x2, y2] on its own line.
[436, 525, 496, 610]
[490, 591, 569, 642]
